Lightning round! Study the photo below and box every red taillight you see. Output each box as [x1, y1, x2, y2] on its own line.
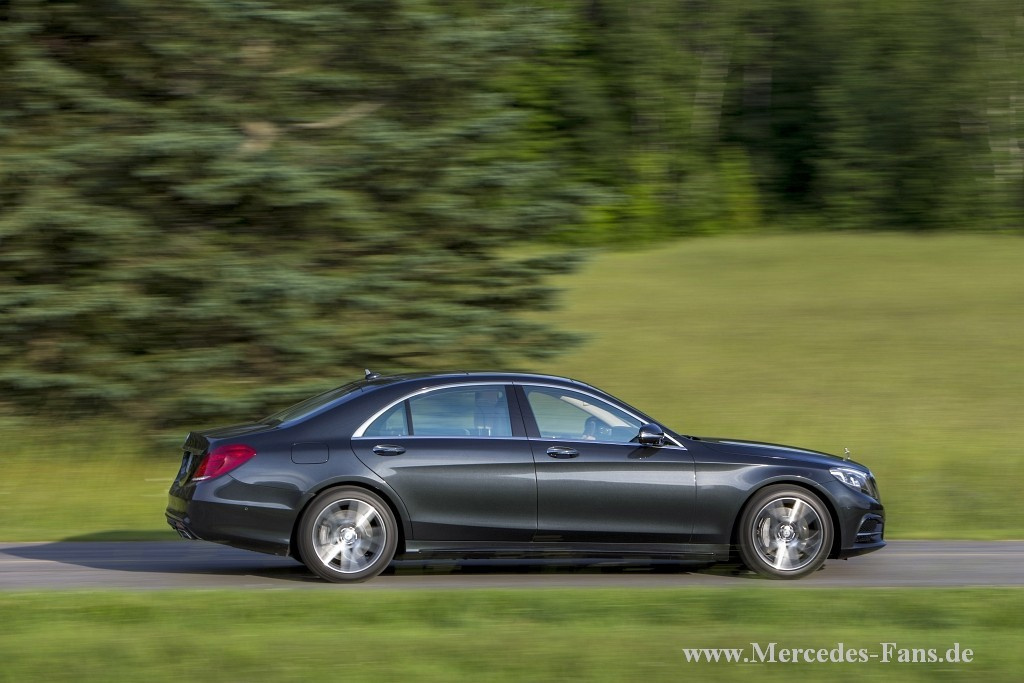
[193, 444, 257, 481]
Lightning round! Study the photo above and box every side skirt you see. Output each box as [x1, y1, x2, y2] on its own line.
[402, 541, 731, 562]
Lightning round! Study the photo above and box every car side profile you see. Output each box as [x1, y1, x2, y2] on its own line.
[166, 371, 884, 582]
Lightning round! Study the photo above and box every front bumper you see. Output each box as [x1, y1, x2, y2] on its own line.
[823, 480, 886, 558]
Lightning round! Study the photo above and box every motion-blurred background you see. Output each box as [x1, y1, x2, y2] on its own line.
[3, 3, 1023, 681]
[1, 1, 1022, 540]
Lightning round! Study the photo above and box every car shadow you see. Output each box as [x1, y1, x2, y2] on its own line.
[385, 557, 753, 579]
[4, 539, 320, 583]
[3, 539, 761, 584]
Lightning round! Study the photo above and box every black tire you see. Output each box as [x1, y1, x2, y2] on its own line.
[297, 487, 398, 583]
[738, 485, 833, 580]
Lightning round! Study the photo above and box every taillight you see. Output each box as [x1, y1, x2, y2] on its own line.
[193, 444, 257, 481]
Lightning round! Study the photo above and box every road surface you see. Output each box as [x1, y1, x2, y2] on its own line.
[0, 541, 1021, 590]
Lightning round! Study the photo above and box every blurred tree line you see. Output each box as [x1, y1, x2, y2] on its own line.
[545, 0, 1024, 236]
[1, 0, 1021, 425]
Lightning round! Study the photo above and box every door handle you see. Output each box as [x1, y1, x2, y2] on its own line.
[372, 444, 406, 456]
[546, 446, 579, 459]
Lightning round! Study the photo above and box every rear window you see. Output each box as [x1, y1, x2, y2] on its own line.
[264, 382, 365, 424]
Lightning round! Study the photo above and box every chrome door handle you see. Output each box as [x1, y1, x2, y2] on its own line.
[546, 446, 579, 459]
[372, 444, 406, 456]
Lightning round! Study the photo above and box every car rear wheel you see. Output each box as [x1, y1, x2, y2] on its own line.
[738, 485, 832, 580]
[298, 487, 397, 583]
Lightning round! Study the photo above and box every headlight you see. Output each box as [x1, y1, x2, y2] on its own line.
[830, 467, 877, 498]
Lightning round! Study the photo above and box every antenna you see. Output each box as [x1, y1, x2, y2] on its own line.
[364, 369, 382, 380]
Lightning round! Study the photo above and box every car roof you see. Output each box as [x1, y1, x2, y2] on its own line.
[266, 371, 624, 429]
[361, 371, 590, 388]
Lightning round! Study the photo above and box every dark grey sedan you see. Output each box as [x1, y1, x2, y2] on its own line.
[166, 371, 884, 582]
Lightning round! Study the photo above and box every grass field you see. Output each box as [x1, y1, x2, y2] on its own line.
[534, 233, 1024, 539]
[0, 420, 172, 541]
[0, 232, 1021, 540]
[0, 588, 1019, 682]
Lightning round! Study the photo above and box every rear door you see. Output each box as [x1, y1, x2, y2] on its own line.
[351, 383, 536, 542]
[519, 383, 695, 544]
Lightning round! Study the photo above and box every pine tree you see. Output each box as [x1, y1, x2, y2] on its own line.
[0, 1, 582, 425]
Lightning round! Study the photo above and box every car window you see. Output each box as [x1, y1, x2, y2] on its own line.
[363, 402, 409, 437]
[525, 386, 641, 443]
[408, 386, 512, 437]
[264, 381, 364, 424]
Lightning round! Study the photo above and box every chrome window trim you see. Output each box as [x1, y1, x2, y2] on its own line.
[352, 382, 513, 438]
[527, 436, 688, 450]
[352, 435, 530, 441]
[351, 434, 686, 450]
[352, 379, 686, 449]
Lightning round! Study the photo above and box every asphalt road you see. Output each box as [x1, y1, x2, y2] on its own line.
[0, 541, 1021, 590]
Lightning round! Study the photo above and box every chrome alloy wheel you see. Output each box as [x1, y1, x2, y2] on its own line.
[750, 496, 825, 573]
[311, 498, 387, 574]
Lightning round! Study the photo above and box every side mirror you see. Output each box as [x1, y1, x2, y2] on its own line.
[637, 423, 666, 447]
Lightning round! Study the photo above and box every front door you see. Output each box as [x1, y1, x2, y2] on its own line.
[519, 384, 695, 544]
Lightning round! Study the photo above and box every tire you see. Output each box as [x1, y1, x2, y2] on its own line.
[297, 487, 398, 583]
[738, 485, 833, 580]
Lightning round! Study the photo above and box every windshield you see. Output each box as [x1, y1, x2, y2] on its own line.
[264, 381, 365, 424]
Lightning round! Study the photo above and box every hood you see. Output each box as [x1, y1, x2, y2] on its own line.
[696, 436, 868, 470]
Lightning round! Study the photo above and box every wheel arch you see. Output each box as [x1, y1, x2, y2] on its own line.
[730, 479, 843, 561]
[290, 479, 410, 560]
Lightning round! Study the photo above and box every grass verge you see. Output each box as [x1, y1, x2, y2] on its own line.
[0, 588, 1020, 682]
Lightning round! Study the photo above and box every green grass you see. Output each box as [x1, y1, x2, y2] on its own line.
[0, 589, 1019, 682]
[1, 233, 1021, 540]
[533, 233, 1024, 539]
[0, 420, 176, 541]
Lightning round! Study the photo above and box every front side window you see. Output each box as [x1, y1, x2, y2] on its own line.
[525, 386, 642, 443]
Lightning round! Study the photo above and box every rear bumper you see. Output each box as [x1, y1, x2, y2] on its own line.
[166, 477, 302, 556]
[166, 515, 200, 540]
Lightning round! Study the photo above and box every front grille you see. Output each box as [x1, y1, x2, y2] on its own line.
[855, 515, 884, 544]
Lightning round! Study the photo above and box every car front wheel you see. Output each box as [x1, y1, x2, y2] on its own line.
[738, 485, 833, 579]
[298, 487, 398, 583]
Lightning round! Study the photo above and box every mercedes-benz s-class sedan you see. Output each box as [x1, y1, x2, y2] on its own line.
[166, 371, 884, 582]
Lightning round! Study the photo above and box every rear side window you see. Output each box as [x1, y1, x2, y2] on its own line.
[362, 402, 409, 437]
[363, 386, 513, 437]
[409, 387, 512, 437]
